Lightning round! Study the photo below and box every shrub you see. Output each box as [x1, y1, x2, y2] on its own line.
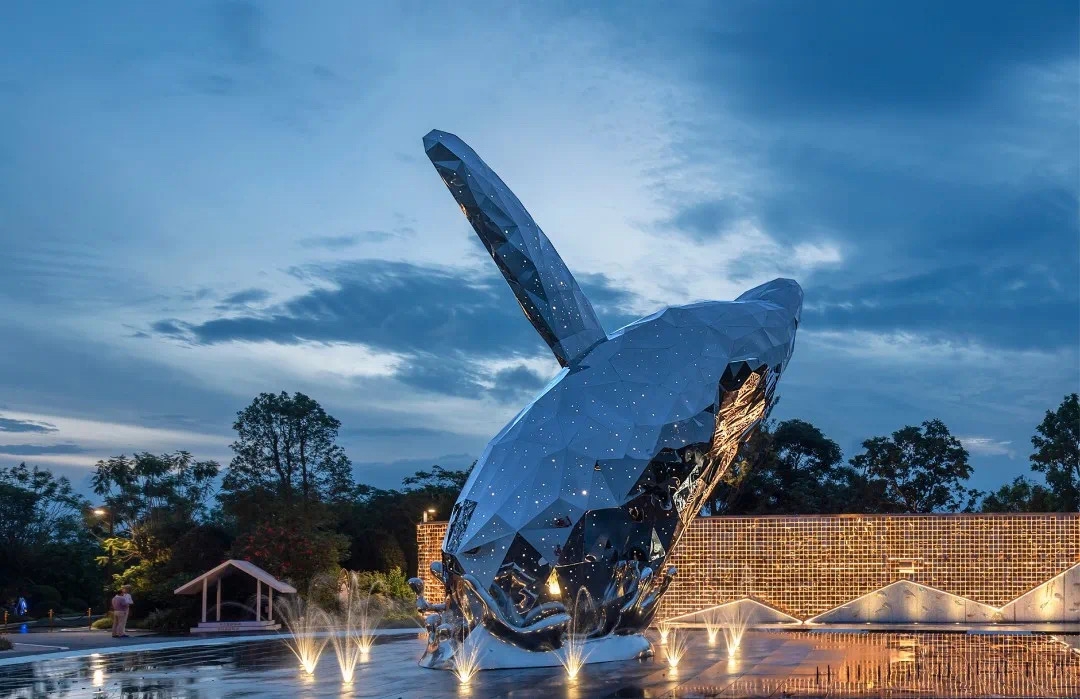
[28, 585, 62, 616]
[350, 567, 413, 601]
[64, 598, 89, 616]
[230, 521, 348, 592]
[143, 607, 194, 633]
[91, 614, 113, 630]
[0, 636, 12, 651]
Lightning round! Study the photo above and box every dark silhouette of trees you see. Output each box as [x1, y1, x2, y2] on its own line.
[707, 419, 862, 515]
[223, 391, 354, 510]
[0, 463, 97, 614]
[849, 419, 977, 513]
[1029, 393, 1079, 511]
[980, 476, 1060, 512]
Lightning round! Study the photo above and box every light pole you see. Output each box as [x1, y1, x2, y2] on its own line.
[93, 507, 114, 612]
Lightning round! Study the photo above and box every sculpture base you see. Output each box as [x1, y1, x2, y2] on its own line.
[421, 626, 653, 671]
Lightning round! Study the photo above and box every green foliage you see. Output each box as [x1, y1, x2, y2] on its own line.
[0, 463, 97, 613]
[1029, 393, 1079, 511]
[230, 520, 348, 592]
[338, 465, 471, 575]
[850, 419, 977, 513]
[222, 391, 354, 511]
[707, 418, 864, 515]
[91, 454, 227, 617]
[980, 476, 1061, 512]
[28, 585, 61, 616]
[91, 614, 113, 630]
[143, 607, 196, 632]
[345, 567, 417, 621]
[349, 566, 413, 601]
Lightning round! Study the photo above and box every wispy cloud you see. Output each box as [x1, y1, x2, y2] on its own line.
[0, 416, 58, 433]
[958, 436, 1016, 459]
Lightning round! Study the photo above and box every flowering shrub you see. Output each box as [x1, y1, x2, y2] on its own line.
[230, 521, 348, 591]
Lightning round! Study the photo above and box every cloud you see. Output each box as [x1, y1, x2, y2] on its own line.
[0, 443, 87, 456]
[0, 416, 58, 433]
[300, 232, 398, 250]
[217, 288, 270, 307]
[958, 436, 1016, 459]
[151, 320, 189, 337]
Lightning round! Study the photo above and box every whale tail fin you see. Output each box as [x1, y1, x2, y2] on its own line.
[424, 129, 607, 367]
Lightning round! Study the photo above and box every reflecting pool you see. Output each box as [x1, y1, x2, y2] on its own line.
[0, 631, 1076, 698]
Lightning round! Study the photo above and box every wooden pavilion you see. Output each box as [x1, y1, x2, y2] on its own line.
[174, 559, 296, 633]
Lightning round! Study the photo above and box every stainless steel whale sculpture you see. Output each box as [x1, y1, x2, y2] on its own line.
[412, 130, 802, 670]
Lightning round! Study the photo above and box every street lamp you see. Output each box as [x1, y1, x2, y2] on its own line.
[92, 507, 115, 611]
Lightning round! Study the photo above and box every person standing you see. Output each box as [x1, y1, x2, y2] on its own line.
[110, 585, 133, 638]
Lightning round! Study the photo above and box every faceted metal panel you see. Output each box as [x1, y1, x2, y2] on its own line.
[419, 129, 802, 658]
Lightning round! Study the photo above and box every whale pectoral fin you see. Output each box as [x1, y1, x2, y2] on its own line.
[423, 129, 608, 367]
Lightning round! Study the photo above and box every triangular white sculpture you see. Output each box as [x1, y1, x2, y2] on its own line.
[663, 597, 800, 626]
[998, 562, 1080, 623]
[807, 580, 998, 624]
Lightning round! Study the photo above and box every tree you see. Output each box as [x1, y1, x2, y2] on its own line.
[0, 463, 87, 549]
[230, 520, 348, 591]
[223, 392, 354, 511]
[980, 476, 1060, 513]
[1029, 393, 1079, 511]
[850, 419, 976, 512]
[705, 419, 864, 515]
[339, 465, 471, 575]
[91, 452, 222, 611]
[0, 463, 97, 612]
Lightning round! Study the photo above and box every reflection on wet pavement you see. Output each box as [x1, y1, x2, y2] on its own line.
[0, 631, 1077, 698]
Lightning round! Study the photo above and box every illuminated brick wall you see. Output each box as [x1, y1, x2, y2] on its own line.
[416, 513, 1080, 620]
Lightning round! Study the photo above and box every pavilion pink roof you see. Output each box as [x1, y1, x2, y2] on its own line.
[174, 559, 297, 595]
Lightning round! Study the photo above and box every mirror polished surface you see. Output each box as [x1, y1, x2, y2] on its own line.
[421, 130, 802, 664]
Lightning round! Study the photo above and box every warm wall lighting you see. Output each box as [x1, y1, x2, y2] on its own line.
[417, 514, 1080, 621]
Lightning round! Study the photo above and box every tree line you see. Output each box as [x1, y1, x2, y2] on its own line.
[1, 391, 1076, 628]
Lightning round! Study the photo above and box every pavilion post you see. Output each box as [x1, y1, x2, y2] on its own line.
[256, 579, 262, 622]
[201, 577, 207, 623]
[216, 580, 222, 621]
[268, 587, 274, 622]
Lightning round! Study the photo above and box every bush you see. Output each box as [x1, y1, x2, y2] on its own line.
[350, 567, 413, 601]
[346, 567, 416, 622]
[143, 607, 194, 633]
[91, 614, 113, 630]
[230, 521, 348, 592]
[28, 585, 62, 616]
[0, 636, 12, 651]
[64, 598, 89, 616]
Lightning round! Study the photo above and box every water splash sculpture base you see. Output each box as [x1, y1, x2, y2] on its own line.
[419, 625, 652, 671]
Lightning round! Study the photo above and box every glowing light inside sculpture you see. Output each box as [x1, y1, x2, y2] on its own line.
[546, 569, 562, 597]
[412, 129, 802, 670]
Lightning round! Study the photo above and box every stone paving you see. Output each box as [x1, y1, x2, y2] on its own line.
[0, 630, 1077, 698]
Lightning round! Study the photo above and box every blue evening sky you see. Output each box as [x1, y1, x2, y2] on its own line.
[1, 1, 1076, 495]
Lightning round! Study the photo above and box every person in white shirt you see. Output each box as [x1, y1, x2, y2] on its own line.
[110, 585, 133, 638]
